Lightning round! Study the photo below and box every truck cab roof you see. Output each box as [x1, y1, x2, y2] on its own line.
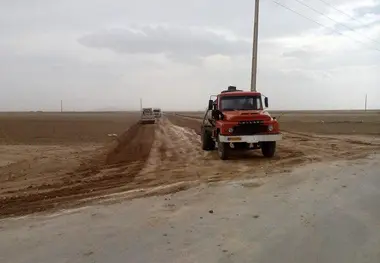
[219, 86, 261, 97]
[219, 91, 261, 97]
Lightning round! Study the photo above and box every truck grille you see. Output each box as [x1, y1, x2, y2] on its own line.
[232, 123, 267, 135]
[238, 120, 264, 125]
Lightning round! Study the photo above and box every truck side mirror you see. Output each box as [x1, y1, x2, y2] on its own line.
[264, 97, 269, 108]
[208, 100, 213, 110]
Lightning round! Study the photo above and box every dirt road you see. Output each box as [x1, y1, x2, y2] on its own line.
[1, 155, 380, 263]
[0, 113, 379, 217]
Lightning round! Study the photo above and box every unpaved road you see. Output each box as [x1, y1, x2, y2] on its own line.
[1, 155, 380, 263]
[0, 114, 379, 217]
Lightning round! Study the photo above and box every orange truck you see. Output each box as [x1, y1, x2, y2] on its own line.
[201, 86, 282, 160]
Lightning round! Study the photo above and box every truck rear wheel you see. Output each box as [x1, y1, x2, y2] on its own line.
[218, 141, 229, 160]
[201, 128, 215, 151]
[261, 142, 276, 158]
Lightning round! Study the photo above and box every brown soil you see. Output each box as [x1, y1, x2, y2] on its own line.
[0, 121, 155, 217]
[0, 111, 379, 217]
[0, 112, 139, 145]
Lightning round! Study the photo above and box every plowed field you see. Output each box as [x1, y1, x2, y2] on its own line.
[0, 111, 379, 217]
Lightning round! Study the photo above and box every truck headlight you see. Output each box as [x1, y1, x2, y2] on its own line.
[268, 125, 273, 131]
[228, 128, 234, 133]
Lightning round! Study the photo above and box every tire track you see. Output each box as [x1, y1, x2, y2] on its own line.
[138, 118, 205, 175]
[135, 117, 285, 188]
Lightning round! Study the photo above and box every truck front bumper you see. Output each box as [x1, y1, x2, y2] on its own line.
[218, 133, 282, 143]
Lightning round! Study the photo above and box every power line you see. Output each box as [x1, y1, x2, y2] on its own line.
[269, 0, 380, 53]
[316, 0, 370, 24]
[314, 0, 380, 45]
[291, 0, 380, 46]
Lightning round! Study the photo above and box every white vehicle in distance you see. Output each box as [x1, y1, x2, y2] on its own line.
[140, 108, 156, 124]
[153, 108, 162, 119]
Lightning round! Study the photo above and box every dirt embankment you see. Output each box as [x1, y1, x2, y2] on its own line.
[0, 121, 154, 217]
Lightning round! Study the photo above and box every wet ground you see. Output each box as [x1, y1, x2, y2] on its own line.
[1, 154, 380, 263]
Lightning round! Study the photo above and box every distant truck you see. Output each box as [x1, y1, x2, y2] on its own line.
[201, 86, 282, 160]
[153, 108, 162, 118]
[140, 108, 156, 124]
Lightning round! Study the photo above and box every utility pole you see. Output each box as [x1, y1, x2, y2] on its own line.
[365, 94, 367, 111]
[140, 98, 142, 111]
[250, 0, 260, 92]
[61, 100, 63, 112]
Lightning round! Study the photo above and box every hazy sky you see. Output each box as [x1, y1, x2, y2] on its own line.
[1, 0, 379, 111]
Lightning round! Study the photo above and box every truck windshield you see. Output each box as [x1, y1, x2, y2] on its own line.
[220, 96, 262, 111]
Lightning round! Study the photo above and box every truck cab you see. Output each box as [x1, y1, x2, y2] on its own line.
[201, 86, 282, 160]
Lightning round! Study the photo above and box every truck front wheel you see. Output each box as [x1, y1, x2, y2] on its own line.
[201, 128, 215, 151]
[218, 141, 229, 160]
[261, 142, 276, 158]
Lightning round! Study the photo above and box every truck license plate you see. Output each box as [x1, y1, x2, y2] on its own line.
[227, 137, 242, 141]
